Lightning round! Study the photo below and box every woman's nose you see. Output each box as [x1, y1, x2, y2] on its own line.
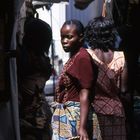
[62, 38, 68, 44]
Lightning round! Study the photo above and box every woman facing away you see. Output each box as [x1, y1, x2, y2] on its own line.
[51, 19, 102, 140]
[84, 16, 128, 140]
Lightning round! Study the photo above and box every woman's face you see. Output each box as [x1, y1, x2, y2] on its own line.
[60, 24, 81, 53]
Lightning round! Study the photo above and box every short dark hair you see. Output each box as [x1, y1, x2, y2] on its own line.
[62, 19, 84, 36]
[84, 16, 117, 51]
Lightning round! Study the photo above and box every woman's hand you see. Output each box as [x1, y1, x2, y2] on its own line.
[78, 127, 89, 140]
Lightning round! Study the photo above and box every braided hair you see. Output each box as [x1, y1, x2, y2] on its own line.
[62, 19, 84, 37]
[84, 16, 117, 52]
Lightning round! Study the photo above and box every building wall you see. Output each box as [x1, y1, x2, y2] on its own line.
[66, 0, 103, 26]
[37, 3, 68, 75]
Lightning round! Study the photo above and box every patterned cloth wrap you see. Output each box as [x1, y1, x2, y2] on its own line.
[51, 101, 102, 140]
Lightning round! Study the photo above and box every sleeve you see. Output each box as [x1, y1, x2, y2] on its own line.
[67, 50, 94, 89]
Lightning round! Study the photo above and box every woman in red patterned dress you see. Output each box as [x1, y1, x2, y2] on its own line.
[84, 16, 128, 140]
[51, 19, 102, 140]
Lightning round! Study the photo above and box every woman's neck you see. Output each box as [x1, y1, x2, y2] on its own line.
[70, 47, 81, 57]
[94, 49, 114, 64]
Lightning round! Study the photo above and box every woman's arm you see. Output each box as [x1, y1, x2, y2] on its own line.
[78, 88, 90, 140]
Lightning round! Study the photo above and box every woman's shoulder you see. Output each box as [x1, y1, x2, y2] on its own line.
[71, 48, 92, 65]
[114, 51, 125, 60]
[78, 47, 91, 58]
[112, 51, 125, 69]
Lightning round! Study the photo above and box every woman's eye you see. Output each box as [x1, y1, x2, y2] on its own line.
[67, 35, 73, 39]
[61, 35, 73, 40]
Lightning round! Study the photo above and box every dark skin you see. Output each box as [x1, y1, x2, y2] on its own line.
[60, 24, 90, 140]
[61, 24, 83, 57]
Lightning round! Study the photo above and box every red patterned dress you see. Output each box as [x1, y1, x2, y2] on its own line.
[51, 48, 102, 140]
[87, 49, 126, 140]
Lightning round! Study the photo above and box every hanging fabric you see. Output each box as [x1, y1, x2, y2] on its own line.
[74, 0, 94, 10]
